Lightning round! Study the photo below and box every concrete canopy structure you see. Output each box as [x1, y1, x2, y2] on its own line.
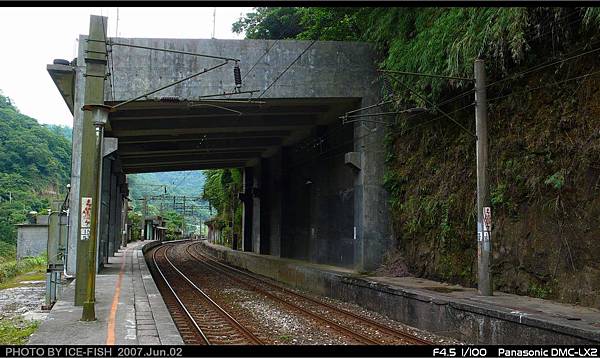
[110, 98, 356, 174]
[48, 16, 393, 304]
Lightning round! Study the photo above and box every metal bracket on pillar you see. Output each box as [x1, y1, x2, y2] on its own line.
[344, 152, 362, 171]
[102, 137, 118, 157]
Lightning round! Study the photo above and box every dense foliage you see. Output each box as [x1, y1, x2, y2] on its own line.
[201, 169, 242, 247]
[0, 91, 71, 257]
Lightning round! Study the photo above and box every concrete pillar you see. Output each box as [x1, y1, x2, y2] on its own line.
[66, 35, 88, 276]
[252, 162, 261, 254]
[114, 185, 120, 250]
[108, 172, 118, 256]
[265, 150, 285, 258]
[74, 15, 107, 306]
[98, 157, 112, 268]
[353, 95, 393, 273]
[120, 194, 127, 248]
[242, 167, 253, 252]
[259, 159, 270, 255]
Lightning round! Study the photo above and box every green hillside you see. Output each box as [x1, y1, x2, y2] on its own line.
[0, 91, 71, 258]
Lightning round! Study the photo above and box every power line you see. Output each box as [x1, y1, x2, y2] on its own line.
[487, 43, 600, 89]
[258, 40, 317, 99]
[100, 16, 115, 102]
[387, 74, 475, 137]
[242, 40, 279, 84]
[488, 68, 600, 103]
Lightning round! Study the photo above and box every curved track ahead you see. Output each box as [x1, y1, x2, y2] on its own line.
[184, 241, 432, 345]
[150, 244, 263, 345]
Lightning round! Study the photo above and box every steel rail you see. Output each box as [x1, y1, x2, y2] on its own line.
[187, 242, 433, 345]
[163, 244, 263, 345]
[184, 244, 381, 345]
[151, 245, 210, 344]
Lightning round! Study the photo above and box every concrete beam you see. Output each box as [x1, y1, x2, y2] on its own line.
[109, 105, 331, 120]
[118, 131, 291, 144]
[110, 115, 317, 131]
[123, 161, 246, 173]
[118, 137, 282, 155]
[47, 64, 75, 114]
[121, 151, 262, 164]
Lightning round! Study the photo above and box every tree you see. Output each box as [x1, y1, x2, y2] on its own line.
[232, 7, 304, 39]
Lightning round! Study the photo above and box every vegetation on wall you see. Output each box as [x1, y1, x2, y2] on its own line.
[202, 169, 243, 248]
[233, 7, 600, 307]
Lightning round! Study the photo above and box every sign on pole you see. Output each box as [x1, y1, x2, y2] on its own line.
[81, 197, 92, 240]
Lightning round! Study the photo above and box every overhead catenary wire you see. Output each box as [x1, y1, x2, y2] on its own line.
[107, 41, 240, 62]
[486, 43, 600, 89]
[258, 40, 317, 99]
[100, 16, 115, 102]
[386, 73, 476, 138]
[240, 40, 280, 85]
[487, 67, 600, 103]
[112, 61, 230, 110]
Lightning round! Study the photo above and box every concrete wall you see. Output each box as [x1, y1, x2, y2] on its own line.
[66, 35, 87, 276]
[248, 122, 356, 268]
[107, 38, 377, 101]
[17, 225, 48, 259]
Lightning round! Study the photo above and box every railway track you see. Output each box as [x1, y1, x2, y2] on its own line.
[184, 241, 432, 345]
[150, 244, 263, 345]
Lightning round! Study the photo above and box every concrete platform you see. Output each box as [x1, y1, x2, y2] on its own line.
[28, 241, 183, 345]
[199, 240, 600, 345]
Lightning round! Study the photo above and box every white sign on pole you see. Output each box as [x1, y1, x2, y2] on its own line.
[483, 206, 492, 232]
[81, 197, 92, 240]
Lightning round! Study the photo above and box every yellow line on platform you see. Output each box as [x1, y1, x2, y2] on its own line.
[106, 248, 129, 345]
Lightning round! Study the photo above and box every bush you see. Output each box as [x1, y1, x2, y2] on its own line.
[0, 255, 46, 285]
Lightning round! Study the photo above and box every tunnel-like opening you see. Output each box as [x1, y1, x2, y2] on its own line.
[105, 97, 360, 268]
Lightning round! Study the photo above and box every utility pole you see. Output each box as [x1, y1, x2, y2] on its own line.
[182, 196, 186, 236]
[475, 59, 492, 296]
[81, 104, 110, 321]
[77, 15, 108, 321]
[142, 196, 147, 240]
[211, 8, 216, 39]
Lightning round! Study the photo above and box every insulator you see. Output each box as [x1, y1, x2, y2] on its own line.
[159, 96, 181, 102]
[234, 63, 242, 88]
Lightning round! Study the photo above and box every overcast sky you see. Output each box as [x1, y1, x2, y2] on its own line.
[0, 7, 253, 126]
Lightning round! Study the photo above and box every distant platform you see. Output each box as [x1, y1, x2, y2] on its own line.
[28, 241, 183, 345]
[200, 240, 600, 345]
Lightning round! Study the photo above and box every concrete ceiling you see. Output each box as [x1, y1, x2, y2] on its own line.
[105, 98, 359, 174]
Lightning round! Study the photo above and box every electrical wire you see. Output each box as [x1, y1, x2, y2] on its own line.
[387, 74, 475, 137]
[100, 16, 115, 102]
[242, 40, 280, 84]
[487, 68, 600, 103]
[486, 43, 600, 89]
[258, 40, 317, 99]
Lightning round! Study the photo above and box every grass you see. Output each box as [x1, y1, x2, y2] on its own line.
[0, 317, 39, 345]
[0, 270, 45, 290]
[0, 254, 47, 345]
[0, 255, 46, 288]
[278, 334, 293, 343]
